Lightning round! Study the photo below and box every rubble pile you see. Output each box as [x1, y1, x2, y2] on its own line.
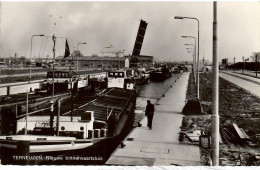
[181, 72, 260, 166]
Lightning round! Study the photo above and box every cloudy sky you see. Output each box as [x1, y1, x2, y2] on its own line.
[0, 1, 260, 62]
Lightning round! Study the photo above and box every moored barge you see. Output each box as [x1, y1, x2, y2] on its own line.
[149, 64, 172, 82]
[0, 71, 136, 165]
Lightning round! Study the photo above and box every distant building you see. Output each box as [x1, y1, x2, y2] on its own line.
[0, 57, 11, 65]
[55, 55, 153, 69]
[55, 56, 125, 69]
[132, 55, 153, 64]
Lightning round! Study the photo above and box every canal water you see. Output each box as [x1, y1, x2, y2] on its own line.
[133, 74, 181, 125]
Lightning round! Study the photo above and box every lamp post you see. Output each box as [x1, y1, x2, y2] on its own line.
[185, 44, 194, 56]
[175, 16, 200, 100]
[184, 43, 194, 46]
[182, 36, 197, 84]
[29, 34, 44, 82]
[76, 42, 87, 72]
[185, 48, 193, 55]
[184, 44, 194, 55]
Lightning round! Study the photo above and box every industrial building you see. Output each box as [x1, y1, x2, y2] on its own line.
[55, 55, 153, 69]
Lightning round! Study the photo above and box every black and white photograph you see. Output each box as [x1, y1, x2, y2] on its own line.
[0, 1, 260, 167]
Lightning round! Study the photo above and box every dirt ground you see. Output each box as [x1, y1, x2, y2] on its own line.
[181, 72, 260, 166]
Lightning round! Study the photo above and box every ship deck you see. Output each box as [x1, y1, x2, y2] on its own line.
[71, 88, 135, 122]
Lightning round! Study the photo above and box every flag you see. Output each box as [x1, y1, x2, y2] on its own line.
[64, 39, 70, 59]
[245, 58, 249, 62]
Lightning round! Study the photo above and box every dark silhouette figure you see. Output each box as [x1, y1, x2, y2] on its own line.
[145, 100, 154, 130]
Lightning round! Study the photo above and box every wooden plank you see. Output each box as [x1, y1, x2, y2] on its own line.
[233, 124, 249, 139]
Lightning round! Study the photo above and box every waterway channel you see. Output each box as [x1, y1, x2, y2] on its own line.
[134, 74, 181, 124]
[0, 73, 181, 165]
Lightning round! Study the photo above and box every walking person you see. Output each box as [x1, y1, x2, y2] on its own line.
[145, 100, 154, 130]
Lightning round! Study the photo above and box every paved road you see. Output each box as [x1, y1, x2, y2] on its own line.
[220, 72, 260, 98]
[106, 72, 201, 166]
[233, 69, 260, 79]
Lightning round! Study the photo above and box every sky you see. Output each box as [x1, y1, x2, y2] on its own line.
[0, 1, 260, 63]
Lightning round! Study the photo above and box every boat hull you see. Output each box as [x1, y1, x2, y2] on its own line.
[0, 138, 94, 165]
[134, 76, 149, 85]
[0, 88, 136, 165]
[149, 71, 172, 82]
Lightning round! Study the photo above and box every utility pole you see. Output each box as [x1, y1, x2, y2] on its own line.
[211, 1, 219, 166]
[242, 56, 245, 74]
[233, 57, 235, 73]
[256, 54, 258, 78]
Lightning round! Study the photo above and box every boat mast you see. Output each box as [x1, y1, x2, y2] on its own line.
[25, 90, 28, 135]
[52, 34, 56, 99]
[56, 99, 61, 136]
[70, 81, 74, 122]
[70, 54, 73, 122]
[50, 34, 56, 129]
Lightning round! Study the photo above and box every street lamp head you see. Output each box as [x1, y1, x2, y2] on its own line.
[174, 16, 184, 20]
[78, 42, 87, 45]
[182, 36, 196, 40]
[32, 34, 44, 37]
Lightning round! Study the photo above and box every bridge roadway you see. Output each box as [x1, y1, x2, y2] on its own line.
[106, 72, 201, 166]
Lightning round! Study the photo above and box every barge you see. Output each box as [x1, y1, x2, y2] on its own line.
[0, 71, 136, 165]
[149, 64, 172, 82]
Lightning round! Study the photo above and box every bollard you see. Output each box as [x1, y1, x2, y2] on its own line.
[94, 129, 100, 138]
